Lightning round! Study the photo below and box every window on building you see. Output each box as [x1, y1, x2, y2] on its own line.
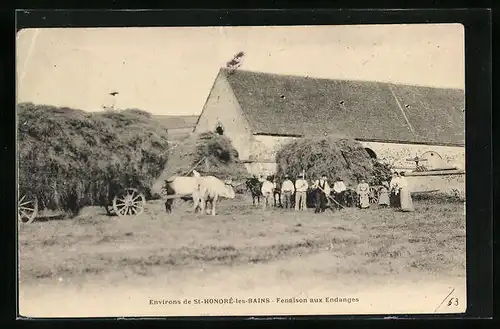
[365, 148, 377, 159]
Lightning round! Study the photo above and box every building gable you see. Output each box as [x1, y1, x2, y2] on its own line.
[194, 70, 254, 160]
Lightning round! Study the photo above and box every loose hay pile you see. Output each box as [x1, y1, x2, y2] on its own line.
[152, 132, 248, 194]
[17, 103, 170, 215]
[275, 137, 392, 187]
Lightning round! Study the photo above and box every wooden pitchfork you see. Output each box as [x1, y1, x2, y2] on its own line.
[316, 185, 344, 209]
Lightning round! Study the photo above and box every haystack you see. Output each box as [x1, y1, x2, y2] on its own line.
[275, 137, 392, 187]
[17, 103, 170, 215]
[151, 131, 248, 194]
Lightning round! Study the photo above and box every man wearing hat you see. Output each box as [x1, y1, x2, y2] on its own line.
[312, 174, 331, 213]
[261, 175, 276, 210]
[333, 177, 347, 210]
[294, 173, 309, 211]
[280, 174, 295, 209]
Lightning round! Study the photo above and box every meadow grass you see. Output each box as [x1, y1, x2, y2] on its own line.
[18, 194, 465, 285]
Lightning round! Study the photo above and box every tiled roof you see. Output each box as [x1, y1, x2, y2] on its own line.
[221, 68, 465, 145]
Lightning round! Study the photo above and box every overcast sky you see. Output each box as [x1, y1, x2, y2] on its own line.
[17, 24, 464, 116]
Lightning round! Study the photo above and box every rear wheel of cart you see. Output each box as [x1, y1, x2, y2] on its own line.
[18, 193, 38, 224]
[112, 188, 146, 217]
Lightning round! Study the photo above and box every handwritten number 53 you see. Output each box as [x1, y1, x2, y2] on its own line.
[447, 298, 459, 307]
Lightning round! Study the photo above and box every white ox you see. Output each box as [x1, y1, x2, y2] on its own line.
[163, 170, 202, 213]
[192, 176, 235, 216]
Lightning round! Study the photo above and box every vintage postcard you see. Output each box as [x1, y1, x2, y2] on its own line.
[17, 23, 466, 318]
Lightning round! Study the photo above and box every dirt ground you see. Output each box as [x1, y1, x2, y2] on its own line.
[18, 195, 466, 317]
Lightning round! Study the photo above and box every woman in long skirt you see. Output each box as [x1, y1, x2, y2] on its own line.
[378, 181, 390, 207]
[356, 179, 370, 209]
[389, 172, 401, 208]
[398, 172, 414, 212]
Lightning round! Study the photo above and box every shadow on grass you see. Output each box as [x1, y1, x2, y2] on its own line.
[31, 214, 67, 222]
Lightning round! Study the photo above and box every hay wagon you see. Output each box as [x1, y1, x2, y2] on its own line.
[18, 185, 149, 224]
[18, 156, 204, 224]
[18, 180, 199, 224]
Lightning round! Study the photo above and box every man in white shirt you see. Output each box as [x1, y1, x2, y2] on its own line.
[332, 177, 347, 210]
[294, 174, 309, 211]
[280, 175, 295, 209]
[312, 174, 331, 213]
[261, 176, 275, 210]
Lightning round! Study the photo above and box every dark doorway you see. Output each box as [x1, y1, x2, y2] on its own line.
[365, 148, 377, 159]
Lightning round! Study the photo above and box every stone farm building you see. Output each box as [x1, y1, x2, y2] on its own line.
[154, 114, 199, 142]
[193, 68, 465, 176]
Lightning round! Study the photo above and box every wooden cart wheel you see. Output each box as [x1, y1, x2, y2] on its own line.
[18, 194, 38, 224]
[112, 188, 146, 217]
[369, 187, 379, 204]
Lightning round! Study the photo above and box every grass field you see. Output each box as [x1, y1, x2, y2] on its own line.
[18, 194, 466, 317]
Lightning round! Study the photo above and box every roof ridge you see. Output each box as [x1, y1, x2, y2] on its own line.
[220, 67, 465, 91]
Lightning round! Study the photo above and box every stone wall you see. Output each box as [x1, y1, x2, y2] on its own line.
[360, 141, 465, 171]
[243, 162, 278, 177]
[249, 135, 298, 162]
[406, 170, 465, 198]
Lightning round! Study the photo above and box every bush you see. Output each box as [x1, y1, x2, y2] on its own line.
[275, 137, 392, 187]
[17, 103, 170, 215]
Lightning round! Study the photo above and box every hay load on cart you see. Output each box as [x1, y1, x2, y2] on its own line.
[17, 103, 170, 223]
[152, 131, 249, 200]
[275, 137, 393, 206]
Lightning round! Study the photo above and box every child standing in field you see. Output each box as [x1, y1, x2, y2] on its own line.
[378, 181, 390, 207]
[356, 179, 370, 209]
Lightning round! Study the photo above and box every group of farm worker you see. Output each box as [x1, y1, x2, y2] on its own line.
[258, 171, 413, 213]
[388, 171, 414, 212]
